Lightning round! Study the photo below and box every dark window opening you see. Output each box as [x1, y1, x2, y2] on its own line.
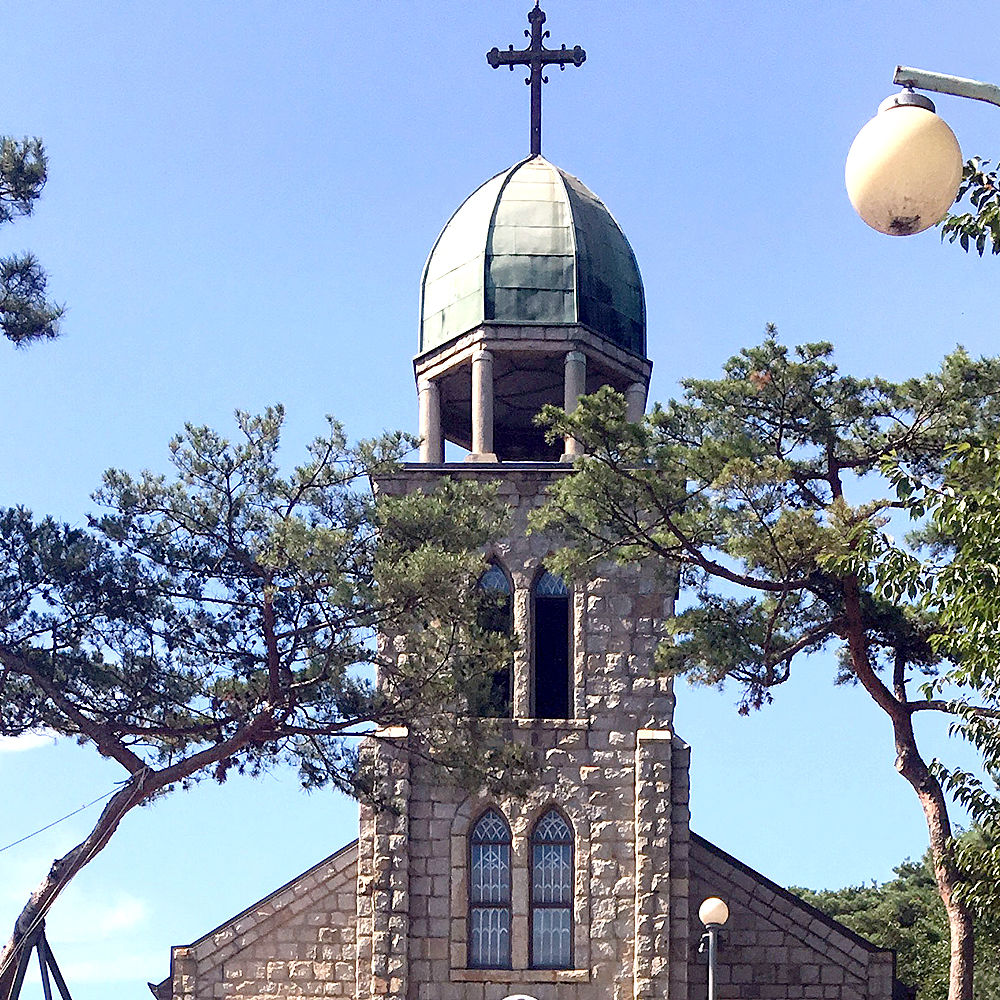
[530, 808, 574, 968]
[469, 809, 512, 968]
[476, 563, 513, 717]
[533, 571, 570, 719]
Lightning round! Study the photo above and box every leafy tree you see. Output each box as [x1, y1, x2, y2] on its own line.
[940, 157, 1000, 256]
[0, 136, 64, 345]
[532, 335, 1000, 1000]
[0, 406, 520, 996]
[853, 440, 1000, 960]
[792, 837, 1000, 999]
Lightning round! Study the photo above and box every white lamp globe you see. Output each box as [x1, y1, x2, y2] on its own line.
[845, 96, 962, 236]
[698, 896, 730, 927]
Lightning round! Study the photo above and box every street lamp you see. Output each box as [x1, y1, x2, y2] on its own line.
[698, 896, 729, 1000]
[846, 66, 1000, 237]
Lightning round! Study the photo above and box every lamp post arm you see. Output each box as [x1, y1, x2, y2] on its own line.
[894, 65, 1000, 109]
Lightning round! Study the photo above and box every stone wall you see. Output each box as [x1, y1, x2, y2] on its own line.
[356, 736, 411, 1000]
[356, 726, 690, 1000]
[166, 841, 358, 999]
[687, 833, 896, 1000]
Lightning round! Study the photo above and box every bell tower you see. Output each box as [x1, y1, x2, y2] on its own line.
[356, 8, 690, 1000]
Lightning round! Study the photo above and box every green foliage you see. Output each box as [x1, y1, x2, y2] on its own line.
[0, 137, 47, 225]
[0, 252, 63, 345]
[940, 158, 1000, 257]
[0, 136, 64, 345]
[533, 334, 1000, 996]
[533, 334, 1000, 711]
[792, 839, 1000, 1000]
[0, 406, 526, 799]
[847, 440, 1000, 933]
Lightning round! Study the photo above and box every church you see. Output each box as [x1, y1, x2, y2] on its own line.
[154, 8, 905, 1000]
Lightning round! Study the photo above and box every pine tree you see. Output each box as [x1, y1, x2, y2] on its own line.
[534, 336, 1000, 1000]
[0, 406, 523, 996]
[0, 136, 64, 346]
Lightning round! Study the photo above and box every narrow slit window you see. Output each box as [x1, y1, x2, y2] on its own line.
[532, 570, 570, 718]
[469, 809, 512, 969]
[476, 563, 513, 717]
[530, 808, 574, 968]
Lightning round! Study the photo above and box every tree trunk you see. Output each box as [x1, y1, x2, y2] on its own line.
[841, 577, 974, 1000]
[896, 736, 974, 1000]
[0, 711, 273, 1000]
[0, 769, 152, 1000]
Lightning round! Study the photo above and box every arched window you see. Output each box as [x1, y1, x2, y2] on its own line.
[530, 808, 574, 968]
[469, 809, 512, 968]
[476, 563, 513, 717]
[532, 570, 570, 718]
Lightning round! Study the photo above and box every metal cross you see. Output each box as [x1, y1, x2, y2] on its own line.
[486, 3, 586, 157]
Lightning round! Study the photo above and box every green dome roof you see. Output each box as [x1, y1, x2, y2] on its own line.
[419, 155, 646, 358]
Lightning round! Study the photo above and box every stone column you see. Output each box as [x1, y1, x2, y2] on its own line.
[669, 737, 691, 1000]
[626, 381, 647, 423]
[356, 729, 410, 1000]
[512, 584, 531, 718]
[168, 946, 197, 1000]
[562, 349, 587, 460]
[634, 729, 675, 1000]
[470, 348, 496, 459]
[417, 378, 444, 463]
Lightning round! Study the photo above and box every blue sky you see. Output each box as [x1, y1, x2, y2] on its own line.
[3, 1, 1000, 996]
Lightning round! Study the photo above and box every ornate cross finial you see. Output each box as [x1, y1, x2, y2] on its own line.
[486, 4, 586, 157]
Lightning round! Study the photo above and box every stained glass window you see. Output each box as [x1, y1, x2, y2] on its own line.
[479, 563, 511, 595]
[534, 571, 569, 597]
[469, 809, 512, 968]
[530, 808, 573, 968]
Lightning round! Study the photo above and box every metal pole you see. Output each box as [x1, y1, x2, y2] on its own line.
[42, 941, 74, 1000]
[8, 926, 42, 1000]
[893, 66, 1000, 109]
[707, 925, 718, 1000]
[36, 939, 53, 1000]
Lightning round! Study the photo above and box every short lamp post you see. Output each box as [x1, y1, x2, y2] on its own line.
[698, 896, 729, 1000]
[846, 66, 1000, 236]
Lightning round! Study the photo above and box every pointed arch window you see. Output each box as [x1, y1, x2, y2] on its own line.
[530, 808, 574, 968]
[532, 570, 571, 718]
[469, 809, 512, 968]
[476, 563, 513, 717]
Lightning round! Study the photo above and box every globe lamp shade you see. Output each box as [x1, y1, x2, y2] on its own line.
[845, 102, 962, 236]
[699, 896, 730, 927]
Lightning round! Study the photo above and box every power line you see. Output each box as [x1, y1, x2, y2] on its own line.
[0, 776, 145, 986]
[0, 789, 116, 856]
